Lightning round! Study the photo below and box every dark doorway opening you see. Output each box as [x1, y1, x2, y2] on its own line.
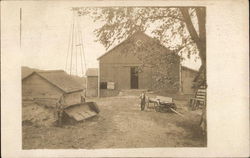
[130, 67, 139, 89]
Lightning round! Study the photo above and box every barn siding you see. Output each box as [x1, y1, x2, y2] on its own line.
[138, 66, 153, 89]
[99, 62, 166, 97]
[99, 63, 130, 97]
[181, 67, 198, 94]
[99, 33, 150, 64]
[86, 76, 98, 97]
[64, 91, 83, 106]
[22, 74, 63, 99]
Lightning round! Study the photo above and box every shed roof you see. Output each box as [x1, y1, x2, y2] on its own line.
[86, 68, 98, 77]
[22, 66, 41, 79]
[22, 70, 84, 93]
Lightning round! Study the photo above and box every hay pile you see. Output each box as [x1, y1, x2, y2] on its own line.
[22, 101, 56, 127]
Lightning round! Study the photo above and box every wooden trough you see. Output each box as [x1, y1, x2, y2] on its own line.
[34, 97, 100, 125]
[63, 102, 100, 122]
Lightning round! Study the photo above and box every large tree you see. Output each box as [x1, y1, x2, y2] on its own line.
[76, 7, 206, 88]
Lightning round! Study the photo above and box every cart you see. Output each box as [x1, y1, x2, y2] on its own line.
[148, 96, 177, 112]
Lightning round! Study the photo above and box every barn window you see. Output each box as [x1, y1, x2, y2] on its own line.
[100, 82, 107, 89]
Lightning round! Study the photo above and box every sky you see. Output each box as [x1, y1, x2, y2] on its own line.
[20, 2, 201, 76]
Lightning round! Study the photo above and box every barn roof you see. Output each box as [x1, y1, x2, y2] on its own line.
[22, 70, 84, 93]
[97, 31, 172, 60]
[86, 68, 98, 77]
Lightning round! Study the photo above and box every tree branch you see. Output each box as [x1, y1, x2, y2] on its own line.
[180, 8, 200, 44]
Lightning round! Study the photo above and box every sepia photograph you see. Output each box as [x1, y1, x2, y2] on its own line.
[21, 5, 207, 149]
[1, 0, 249, 157]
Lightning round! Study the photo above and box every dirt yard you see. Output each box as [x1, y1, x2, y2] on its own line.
[22, 95, 206, 149]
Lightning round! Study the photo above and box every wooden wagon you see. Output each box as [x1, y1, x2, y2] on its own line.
[140, 93, 184, 116]
[147, 96, 177, 112]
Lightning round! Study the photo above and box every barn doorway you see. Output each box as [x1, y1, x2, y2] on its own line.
[130, 67, 139, 89]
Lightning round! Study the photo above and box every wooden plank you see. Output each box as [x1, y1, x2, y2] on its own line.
[197, 92, 206, 95]
[197, 95, 205, 98]
[64, 103, 98, 121]
[197, 89, 206, 93]
[148, 98, 158, 103]
[156, 96, 173, 103]
[170, 108, 184, 117]
[195, 98, 205, 101]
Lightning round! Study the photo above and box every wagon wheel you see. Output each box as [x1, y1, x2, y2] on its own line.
[155, 106, 161, 112]
[170, 103, 177, 110]
[154, 102, 161, 112]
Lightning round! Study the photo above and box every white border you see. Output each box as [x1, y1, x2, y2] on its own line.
[1, 0, 249, 157]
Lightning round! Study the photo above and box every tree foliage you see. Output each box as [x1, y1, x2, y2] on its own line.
[75, 7, 206, 88]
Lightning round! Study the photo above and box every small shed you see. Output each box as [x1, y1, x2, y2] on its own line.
[22, 70, 88, 126]
[86, 68, 98, 97]
[22, 69, 101, 127]
[22, 70, 84, 107]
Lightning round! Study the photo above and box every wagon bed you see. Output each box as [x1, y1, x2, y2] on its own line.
[146, 95, 183, 116]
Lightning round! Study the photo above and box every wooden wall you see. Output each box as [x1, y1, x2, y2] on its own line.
[64, 91, 83, 106]
[99, 49, 179, 97]
[86, 76, 98, 97]
[22, 74, 63, 99]
[181, 67, 198, 94]
[98, 33, 180, 97]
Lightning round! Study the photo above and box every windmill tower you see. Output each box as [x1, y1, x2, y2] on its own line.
[65, 9, 87, 77]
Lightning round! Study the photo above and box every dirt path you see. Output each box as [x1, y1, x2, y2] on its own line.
[92, 96, 205, 148]
[22, 96, 205, 149]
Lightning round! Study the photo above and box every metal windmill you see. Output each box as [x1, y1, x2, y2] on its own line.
[65, 9, 87, 77]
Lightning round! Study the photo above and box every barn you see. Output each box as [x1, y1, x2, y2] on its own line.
[86, 68, 98, 97]
[93, 31, 199, 97]
[22, 70, 84, 107]
[97, 32, 182, 97]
